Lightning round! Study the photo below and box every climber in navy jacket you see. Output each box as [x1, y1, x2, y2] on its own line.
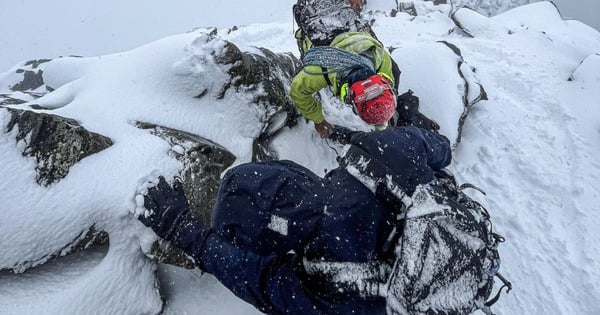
[138, 126, 451, 315]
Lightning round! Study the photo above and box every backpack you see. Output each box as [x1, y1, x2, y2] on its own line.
[385, 172, 512, 315]
[293, 0, 368, 46]
[337, 128, 511, 314]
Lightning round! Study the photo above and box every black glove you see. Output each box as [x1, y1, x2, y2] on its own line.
[138, 176, 191, 241]
[329, 125, 359, 145]
[394, 90, 440, 132]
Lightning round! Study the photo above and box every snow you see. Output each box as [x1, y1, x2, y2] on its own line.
[1, 1, 600, 315]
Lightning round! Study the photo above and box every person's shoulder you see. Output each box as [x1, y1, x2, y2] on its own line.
[331, 31, 370, 44]
[331, 32, 383, 51]
[292, 65, 328, 87]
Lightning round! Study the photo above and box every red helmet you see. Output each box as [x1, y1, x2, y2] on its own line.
[347, 74, 396, 126]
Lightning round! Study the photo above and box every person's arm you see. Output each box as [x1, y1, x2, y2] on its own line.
[377, 51, 395, 86]
[138, 177, 316, 314]
[173, 221, 320, 314]
[290, 66, 329, 124]
[416, 127, 452, 170]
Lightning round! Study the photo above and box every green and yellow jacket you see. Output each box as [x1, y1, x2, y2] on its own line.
[291, 32, 394, 124]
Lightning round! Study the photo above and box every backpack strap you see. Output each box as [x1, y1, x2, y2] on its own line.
[320, 66, 332, 86]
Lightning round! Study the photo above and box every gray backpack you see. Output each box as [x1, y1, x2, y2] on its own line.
[385, 174, 511, 315]
[337, 128, 511, 315]
[293, 0, 368, 45]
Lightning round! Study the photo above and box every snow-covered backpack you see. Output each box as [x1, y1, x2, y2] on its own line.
[339, 141, 511, 315]
[385, 172, 512, 315]
[293, 0, 368, 46]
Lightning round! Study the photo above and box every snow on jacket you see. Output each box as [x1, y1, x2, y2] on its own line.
[290, 32, 394, 124]
[170, 127, 451, 315]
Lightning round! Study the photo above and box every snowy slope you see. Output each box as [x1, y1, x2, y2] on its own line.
[1, 1, 600, 314]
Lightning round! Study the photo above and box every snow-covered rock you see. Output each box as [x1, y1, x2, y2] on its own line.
[367, 0, 542, 17]
[0, 1, 599, 314]
[0, 24, 301, 314]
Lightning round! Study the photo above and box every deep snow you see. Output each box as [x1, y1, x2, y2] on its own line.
[1, 1, 599, 314]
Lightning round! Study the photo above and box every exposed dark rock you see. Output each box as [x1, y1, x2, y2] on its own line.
[0, 36, 302, 271]
[10, 59, 53, 92]
[24, 59, 52, 69]
[0, 95, 28, 106]
[136, 122, 236, 268]
[11, 70, 45, 91]
[0, 59, 54, 106]
[4, 107, 113, 186]
[397, 1, 418, 16]
[137, 122, 236, 225]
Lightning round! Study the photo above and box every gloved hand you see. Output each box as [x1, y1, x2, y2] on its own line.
[138, 176, 191, 241]
[314, 120, 334, 138]
[394, 90, 440, 132]
[329, 125, 359, 145]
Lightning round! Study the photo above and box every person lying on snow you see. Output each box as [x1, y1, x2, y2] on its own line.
[137, 126, 452, 315]
[291, 0, 439, 139]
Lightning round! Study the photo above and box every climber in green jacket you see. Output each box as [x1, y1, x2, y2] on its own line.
[291, 0, 440, 138]
[291, 31, 399, 137]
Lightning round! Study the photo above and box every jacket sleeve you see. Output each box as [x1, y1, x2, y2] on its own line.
[290, 66, 330, 124]
[171, 221, 317, 314]
[376, 50, 395, 86]
[417, 128, 452, 170]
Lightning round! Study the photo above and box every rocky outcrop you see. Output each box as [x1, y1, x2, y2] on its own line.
[136, 122, 237, 268]
[0, 59, 54, 106]
[194, 32, 302, 161]
[394, 0, 539, 16]
[132, 37, 303, 266]
[4, 108, 113, 186]
[0, 107, 113, 272]
[137, 122, 236, 226]
[0, 110, 237, 271]
[0, 33, 303, 271]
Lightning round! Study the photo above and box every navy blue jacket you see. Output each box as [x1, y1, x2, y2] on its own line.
[171, 127, 451, 315]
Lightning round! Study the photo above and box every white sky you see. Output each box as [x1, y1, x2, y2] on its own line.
[0, 0, 598, 71]
[553, 0, 600, 30]
[0, 0, 296, 71]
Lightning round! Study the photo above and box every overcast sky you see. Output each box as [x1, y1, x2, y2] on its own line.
[553, 0, 599, 29]
[0, 0, 598, 71]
